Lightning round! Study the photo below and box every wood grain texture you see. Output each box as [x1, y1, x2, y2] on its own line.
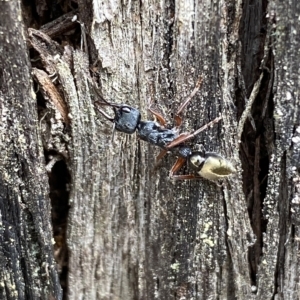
[0, 1, 62, 299]
[1, 0, 299, 299]
[72, 0, 251, 299]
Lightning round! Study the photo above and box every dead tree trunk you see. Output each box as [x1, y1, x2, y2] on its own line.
[0, 0, 299, 299]
[0, 2, 62, 299]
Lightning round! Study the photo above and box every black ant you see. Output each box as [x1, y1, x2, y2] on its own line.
[94, 77, 236, 180]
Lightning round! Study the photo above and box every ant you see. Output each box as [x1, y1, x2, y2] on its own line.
[94, 77, 236, 180]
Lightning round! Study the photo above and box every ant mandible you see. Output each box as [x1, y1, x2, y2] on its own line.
[94, 77, 236, 180]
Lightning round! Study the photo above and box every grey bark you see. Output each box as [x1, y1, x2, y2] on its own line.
[0, 0, 299, 300]
[0, 2, 62, 299]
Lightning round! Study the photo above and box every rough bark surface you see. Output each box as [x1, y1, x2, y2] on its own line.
[0, 1, 62, 299]
[0, 0, 299, 299]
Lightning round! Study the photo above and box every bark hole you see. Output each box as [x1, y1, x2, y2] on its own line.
[48, 159, 70, 299]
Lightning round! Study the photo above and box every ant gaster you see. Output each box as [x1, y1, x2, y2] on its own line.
[95, 77, 236, 180]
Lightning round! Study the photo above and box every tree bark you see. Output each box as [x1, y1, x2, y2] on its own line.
[0, 2, 62, 299]
[0, 0, 299, 299]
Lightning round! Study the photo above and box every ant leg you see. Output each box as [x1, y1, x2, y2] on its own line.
[148, 107, 167, 127]
[148, 102, 167, 127]
[169, 157, 202, 180]
[176, 77, 203, 116]
[148, 76, 203, 127]
[166, 116, 222, 149]
[174, 77, 204, 127]
[156, 149, 168, 162]
[171, 174, 201, 180]
[169, 157, 186, 177]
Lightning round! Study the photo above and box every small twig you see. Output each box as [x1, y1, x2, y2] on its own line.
[237, 72, 264, 142]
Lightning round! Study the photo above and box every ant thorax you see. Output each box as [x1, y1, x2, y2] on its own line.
[137, 121, 178, 148]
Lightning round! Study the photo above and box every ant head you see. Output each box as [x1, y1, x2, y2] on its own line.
[95, 100, 141, 135]
[190, 152, 236, 180]
[113, 105, 141, 134]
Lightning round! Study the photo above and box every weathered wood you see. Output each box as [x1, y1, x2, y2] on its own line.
[74, 0, 253, 299]
[0, 1, 62, 299]
[1, 0, 300, 299]
[255, 1, 300, 299]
